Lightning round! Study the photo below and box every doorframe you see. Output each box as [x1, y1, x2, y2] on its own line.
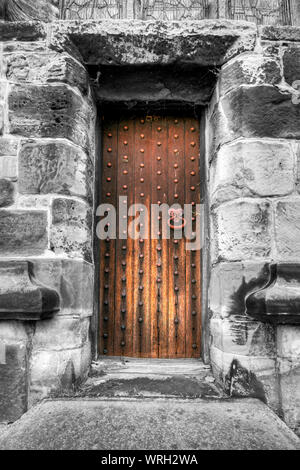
[92, 106, 210, 363]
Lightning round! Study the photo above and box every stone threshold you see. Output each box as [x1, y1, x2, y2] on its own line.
[51, 357, 226, 400]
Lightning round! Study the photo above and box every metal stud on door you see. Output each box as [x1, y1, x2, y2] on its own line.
[99, 116, 201, 358]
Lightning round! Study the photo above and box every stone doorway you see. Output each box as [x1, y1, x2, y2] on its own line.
[99, 114, 202, 358]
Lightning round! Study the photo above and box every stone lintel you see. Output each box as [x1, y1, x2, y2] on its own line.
[49, 20, 257, 67]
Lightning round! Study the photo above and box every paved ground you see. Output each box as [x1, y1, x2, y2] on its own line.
[0, 398, 299, 450]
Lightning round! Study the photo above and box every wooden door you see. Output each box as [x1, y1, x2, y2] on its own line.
[99, 115, 201, 358]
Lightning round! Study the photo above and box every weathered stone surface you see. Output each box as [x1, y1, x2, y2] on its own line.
[30, 343, 91, 403]
[220, 86, 300, 144]
[0, 261, 60, 321]
[275, 199, 300, 260]
[0, 179, 14, 207]
[5, 0, 59, 22]
[0, 137, 19, 156]
[1, 398, 299, 450]
[212, 200, 272, 262]
[261, 25, 300, 42]
[275, 325, 299, 433]
[0, 104, 4, 135]
[278, 358, 300, 436]
[210, 346, 279, 409]
[0, 21, 46, 41]
[0, 210, 48, 256]
[31, 259, 94, 317]
[283, 46, 300, 87]
[8, 84, 94, 151]
[32, 317, 90, 352]
[0, 156, 17, 181]
[277, 326, 300, 359]
[19, 139, 93, 200]
[260, 41, 281, 57]
[0, 322, 29, 423]
[0, 140, 18, 182]
[247, 264, 300, 325]
[210, 86, 300, 154]
[209, 261, 270, 318]
[50, 20, 256, 67]
[0, 2, 5, 19]
[4, 50, 89, 95]
[91, 65, 216, 105]
[219, 54, 281, 96]
[211, 140, 294, 204]
[78, 359, 223, 400]
[51, 198, 92, 262]
[296, 145, 300, 193]
[210, 317, 276, 357]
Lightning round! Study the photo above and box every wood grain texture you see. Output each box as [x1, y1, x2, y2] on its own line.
[99, 115, 201, 358]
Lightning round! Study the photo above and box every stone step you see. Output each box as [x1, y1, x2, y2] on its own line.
[52, 357, 225, 400]
[0, 398, 299, 450]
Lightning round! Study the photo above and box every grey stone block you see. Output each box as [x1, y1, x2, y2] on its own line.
[0, 103, 4, 135]
[209, 261, 270, 318]
[260, 25, 300, 42]
[0, 137, 19, 156]
[212, 200, 272, 262]
[275, 199, 300, 260]
[0, 21, 46, 41]
[0, 156, 17, 181]
[210, 316, 276, 358]
[0, 322, 29, 423]
[0, 261, 60, 321]
[283, 45, 300, 87]
[51, 198, 92, 262]
[0, 179, 14, 207]
[19, 139, 93, 200]
[31, 258, 94, 316]
[4, 49, 89, 95]
[219, 54, 281, 96]
[211, 140, 294, 204]
[210, 86, 300, 154]
[8, 84, 94, 151]
[0, 210, 48, 256]
[0, 343, 28, 423]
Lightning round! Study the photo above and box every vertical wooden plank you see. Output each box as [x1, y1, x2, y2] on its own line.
[167, 116, 186, 358]
[99, 119, 117, 356]
[150, 116, 169, 358]
[167, 117, 176, 358]
[113, 118, 135, 356]
[132, 116, 152, 357]
[185, 117, 201, 358]
[141, 116, 152, 357]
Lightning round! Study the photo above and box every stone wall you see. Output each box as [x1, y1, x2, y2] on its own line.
[0, 22, 96, 422]
[208, 26, 300, 435]
[0, 19, 299, 438]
